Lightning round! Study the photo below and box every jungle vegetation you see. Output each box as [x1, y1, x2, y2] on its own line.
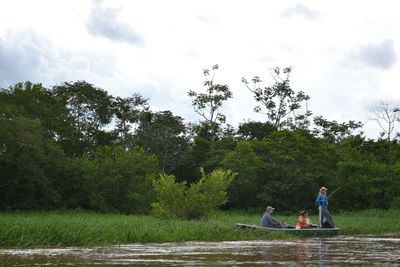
[1, 65, 400, 217]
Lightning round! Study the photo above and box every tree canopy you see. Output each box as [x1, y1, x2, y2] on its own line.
[1, 67, 400, 215]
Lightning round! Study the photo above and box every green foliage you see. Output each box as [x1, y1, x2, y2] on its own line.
[76, 146, 158, 214]
[252, 129, 338, 211]
[188, 64, 233, 143]
[0, 210, 292, 248]
[3, 78, 400, 214]
[312, 116, 363, 143]
[237, 121, 277, 140]
[391, 196, 400, 209]
[3, 82, 71, 139]
[332, 209, 400, 235]
[152, 169, 236, 219]
[52, 81, 114, 156]
[242, 67, 311, 129]
[0, 109, 76, 210]
[333, 143, 400, 210]
[112, 94, 149, 148]
[1, 210, 400, 248]
[136, 110, 190, 174]
[222, 141, 265, 208]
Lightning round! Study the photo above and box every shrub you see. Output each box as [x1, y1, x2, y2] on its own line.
[152, 168, 236, 219]
[391, 196, 400, 209]
[77, 146, 158, 214]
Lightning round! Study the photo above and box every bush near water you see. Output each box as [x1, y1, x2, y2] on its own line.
[152, 169, 236, 219]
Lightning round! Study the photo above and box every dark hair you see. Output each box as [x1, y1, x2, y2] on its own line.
[299, 210, 308, 216]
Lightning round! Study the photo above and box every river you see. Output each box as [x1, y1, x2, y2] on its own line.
[1, 235, 400, 266]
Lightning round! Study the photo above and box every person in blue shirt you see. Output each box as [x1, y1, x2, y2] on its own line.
[261, 206, 283, 228]
[315, 187, 335, 228]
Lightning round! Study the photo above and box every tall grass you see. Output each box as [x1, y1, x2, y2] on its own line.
[332, 209, 400, 235]
[0, 210, 267, 248]
[0, 209, 399, 248]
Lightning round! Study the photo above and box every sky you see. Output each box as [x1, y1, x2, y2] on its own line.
[0, 0, 399, 139]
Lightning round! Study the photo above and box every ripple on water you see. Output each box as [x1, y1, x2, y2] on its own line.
[1, 236, 400, 266]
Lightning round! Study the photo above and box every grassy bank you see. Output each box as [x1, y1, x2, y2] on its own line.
[0, 209, 399, 248]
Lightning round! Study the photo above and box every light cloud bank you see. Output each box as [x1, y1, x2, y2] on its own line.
[86, 0, 143, 45]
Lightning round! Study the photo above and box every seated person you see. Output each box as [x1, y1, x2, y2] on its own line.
[296, 210, 317, 229]
[261, 206, 283, 228]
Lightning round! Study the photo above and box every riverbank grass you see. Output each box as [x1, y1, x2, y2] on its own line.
[0, 209, 399, 248]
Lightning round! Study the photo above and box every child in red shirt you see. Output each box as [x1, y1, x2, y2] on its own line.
[296, 210, 313, 229]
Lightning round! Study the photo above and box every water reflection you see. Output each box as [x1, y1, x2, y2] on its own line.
[1, 236, 400, 266]
[318, 238, 327, 266]
[296, 239, 308, 266]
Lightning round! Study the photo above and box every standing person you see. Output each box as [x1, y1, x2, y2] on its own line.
[261, 206, 283, 228]
[315, 187, 335, 228]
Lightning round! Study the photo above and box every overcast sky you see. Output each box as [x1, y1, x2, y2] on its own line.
[1, 0, 399, 138]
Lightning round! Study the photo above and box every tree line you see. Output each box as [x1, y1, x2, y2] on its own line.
[1, 65, 400, 214]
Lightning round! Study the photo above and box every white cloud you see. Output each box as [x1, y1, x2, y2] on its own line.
[353, 40, 397, 69]
[196, 14, 220, 25]
[0, 29, 119, 89]
[86, 0, 143, 45]
[0, 30, 57, 86]
[282, 4, 320, 20]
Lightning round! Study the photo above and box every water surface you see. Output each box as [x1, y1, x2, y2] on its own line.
[1, 236, 400, 266]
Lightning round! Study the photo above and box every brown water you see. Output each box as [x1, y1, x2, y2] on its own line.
[1, 236, 400, 266]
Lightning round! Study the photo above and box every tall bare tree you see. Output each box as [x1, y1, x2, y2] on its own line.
[370, 101, 400, 167]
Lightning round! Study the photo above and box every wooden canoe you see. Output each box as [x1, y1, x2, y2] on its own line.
[236, 223, 339, 237]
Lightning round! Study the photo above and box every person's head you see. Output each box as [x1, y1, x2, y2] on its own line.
[266, 206, 275, 214]
[320, 187, 327, 194]
[299, 210, 308, 217]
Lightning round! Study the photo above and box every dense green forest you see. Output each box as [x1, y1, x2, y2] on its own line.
[1, 66, 400, 214]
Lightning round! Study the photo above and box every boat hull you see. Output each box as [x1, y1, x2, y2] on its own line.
[236, 223, 339, 237]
